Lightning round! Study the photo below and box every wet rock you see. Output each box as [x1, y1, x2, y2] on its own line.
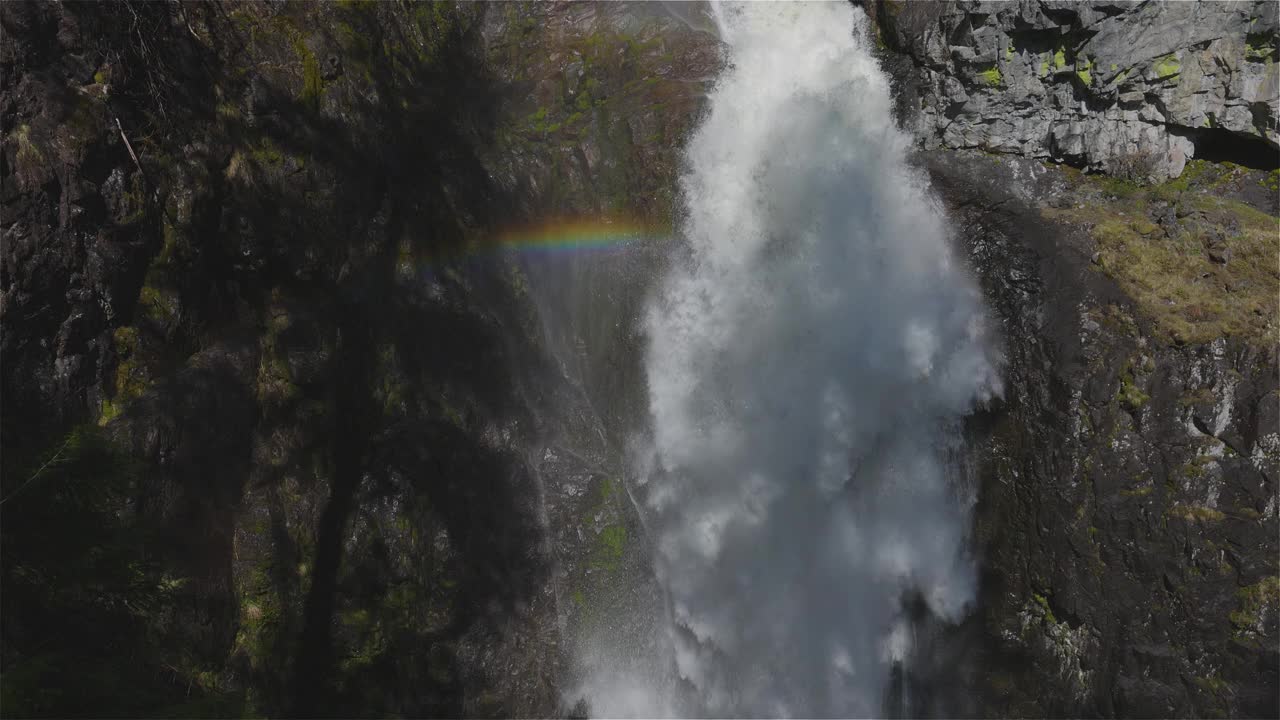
[926, 150, 1279, 718]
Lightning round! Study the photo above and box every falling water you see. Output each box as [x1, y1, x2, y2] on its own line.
[574, 2, 1001, 716]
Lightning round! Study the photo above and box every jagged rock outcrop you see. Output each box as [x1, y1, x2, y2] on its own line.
[927, 151, 1279, 718]
[873, 0, 1280, 180]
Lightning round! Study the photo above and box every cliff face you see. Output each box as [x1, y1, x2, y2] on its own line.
[924, 152, 1278, 718]
[872, 5, 1278, 715]
[873, 0, 1280, 180]
[1, 2, 707, 716]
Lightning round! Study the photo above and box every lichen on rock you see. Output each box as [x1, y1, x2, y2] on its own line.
[874, 0, 1280, 179]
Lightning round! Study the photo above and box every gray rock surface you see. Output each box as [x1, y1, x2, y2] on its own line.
[874, 0, 1280, 179]
[922, 151, 1279, 718]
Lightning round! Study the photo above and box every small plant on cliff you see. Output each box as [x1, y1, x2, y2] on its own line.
[1229, 576, 1280, 644]
[1245, 33, 1276, 62]
[1032, 592, 1058, 625]
[1117, 366, 1150, 410]
[294, 37, 324, 109]
[1167, 503, 1226, 522]
[1109, 150, 1160, 186]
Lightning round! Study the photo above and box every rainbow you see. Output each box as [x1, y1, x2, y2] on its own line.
[482, 217, 665, 257]
[411, 217, 672, 275]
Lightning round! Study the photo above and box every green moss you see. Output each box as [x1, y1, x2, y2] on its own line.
[215, 101, 241, 121]
[1046, 185, 1279, 346]
[978, 66, 1003, 87]
[1261, 168, 1280, 192]
[98, 397, 122, 425]
[1120, 485, 1154, 497]
[1153, 53, 1181, 79]
[103, 326, 148, 422]
[1179, 454, 1215, 482]
[584, 478, 628, 574]
[411, 1, 453, 60]
[1032, 592, 1058, 625]
[1236, 506, 1263, 520]
[12, 124, 47, 187]
[1076, 57, 1092, 85]
[137, 282, 181, 329]
[1040, 57, 1050, 77]
[1229, 577, 1280, 640]
[589, 523, 627, 574]
[1194, 674, 1230, 694]
[342, 607, 372, 629]
[111, 169, 150, 226]
[1150, 159, 1218, 198]
[1117, 367, 1150, 410]
[1096, 175, 1141, 198]
[13, 124, 39, 157]
[1168, 503, 1226, 522]
[256, 314, 300, 407]
[292, 36, 324, 109]
[374, 344, 407, 414]
[600, 525, 625, 558]
[249, 138, 284, 167]
[1054, 47, 1067, 69]
[93, 70, 106, 84]
[600, 476, 622, 499]
[1246, 33, 1276, 61]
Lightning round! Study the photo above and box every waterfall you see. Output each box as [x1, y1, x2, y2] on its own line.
[574, 2, 1001, 716]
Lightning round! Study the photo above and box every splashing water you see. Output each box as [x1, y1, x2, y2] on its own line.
[574, 2, 1001, 716]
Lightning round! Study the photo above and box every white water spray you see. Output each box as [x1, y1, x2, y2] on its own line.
[575, 3, 1001, 716]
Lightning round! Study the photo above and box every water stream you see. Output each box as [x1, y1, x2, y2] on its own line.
[574, 2, 1002, 716]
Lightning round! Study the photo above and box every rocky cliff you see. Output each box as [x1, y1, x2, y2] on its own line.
[866, 4, 1278, 715]
[872, 0, 1280, 180]
[1, 2, 709, 716]
[923, 152, 1279, 718]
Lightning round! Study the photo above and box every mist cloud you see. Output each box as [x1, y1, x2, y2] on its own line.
[578, 3, 1001, 716]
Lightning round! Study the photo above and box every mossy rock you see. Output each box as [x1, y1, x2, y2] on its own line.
[1045, 167, 1280, 347]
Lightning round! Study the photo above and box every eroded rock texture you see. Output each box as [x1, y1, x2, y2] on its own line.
[1, 2, 711, 716]
[926, 152, 1279, 719]
[872, 0, 1280, 179]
